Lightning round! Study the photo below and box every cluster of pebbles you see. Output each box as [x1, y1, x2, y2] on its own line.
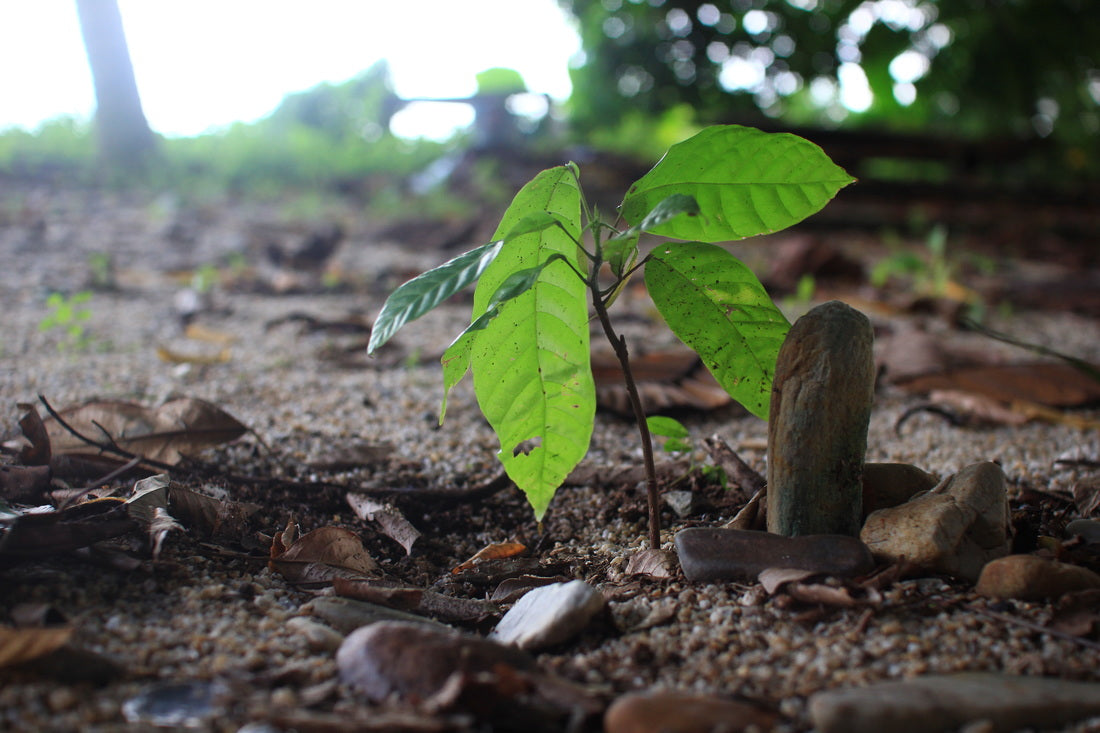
[2, 184, 1100, 730]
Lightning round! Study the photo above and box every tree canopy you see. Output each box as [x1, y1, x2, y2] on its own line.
[562, 0, 1100, 172]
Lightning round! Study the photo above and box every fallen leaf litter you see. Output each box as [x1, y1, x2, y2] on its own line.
[2, 188, 1100, 730]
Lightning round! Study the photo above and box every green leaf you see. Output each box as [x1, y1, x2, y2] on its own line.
[627, 193, 702, 236]
[503, 211, 568, 240]
[645, 242, 790, 419]
[438, 254, 573, 421]
[467, 164, 593, 520]
[603, 193, 697, 278]
[646, 415, 690, 440]
[367, 240, 504, 354]
[621, 125, 854, 242]
[602, 231, 638, 276]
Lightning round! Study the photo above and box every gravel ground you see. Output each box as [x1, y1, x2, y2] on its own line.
[2, 183, 1100, 731]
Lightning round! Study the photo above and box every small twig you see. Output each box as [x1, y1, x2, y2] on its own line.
[57, 456, 145, 511]
[703, 435, 766, 497]
[37, 394, 176, 472]
[894, 404, 965, 436]
[1054, 458, 1100, 469]
[970, 605, 1100, 653]
[182, 459, 514, 506]
[959, 317, 1100, 384]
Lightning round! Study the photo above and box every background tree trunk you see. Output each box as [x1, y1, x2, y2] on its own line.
[75, 0, 155, 169]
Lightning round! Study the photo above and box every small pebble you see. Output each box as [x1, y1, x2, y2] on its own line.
[490, 580, 605, 650]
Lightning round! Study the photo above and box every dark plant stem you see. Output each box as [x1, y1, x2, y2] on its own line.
[589, 286, 661, 551]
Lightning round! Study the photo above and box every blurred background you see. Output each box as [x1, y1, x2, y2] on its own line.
[1, 0, 1097, 257]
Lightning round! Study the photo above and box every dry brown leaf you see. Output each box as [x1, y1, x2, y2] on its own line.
[785, 583, 872, 608]
[16, 403, 50, 466]
[346, 493, 421, 555]
[898, 362, 1100, 408]
[1073, 477, 1100, 518]
[624, 549, 675, 578]
[0, 498, 137, 561]
[0, 465, 51, 503]
[45, 397, 248, 466]
[759, 567, 818, 594]
[0, 626, 73, 668]
[168, 486, 261, 540]
[333, 579, 499, 625]
[593, 348, 732, 415]
[452, 541, 526, 574]
[269, 526, 379, 585]
[155, 344, 233, 364]
[928, 389, 1030, 426]
[490, 575, 570, 604]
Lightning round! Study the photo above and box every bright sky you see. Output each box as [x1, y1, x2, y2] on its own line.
[0, 0, 581, 139]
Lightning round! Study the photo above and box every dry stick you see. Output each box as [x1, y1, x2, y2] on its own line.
[589, 288, 661, 551]
[57, 455, 144, 511]
[703, 434, 766, 495]
[37, 394, 176, 473]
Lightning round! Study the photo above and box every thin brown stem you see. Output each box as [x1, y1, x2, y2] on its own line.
[588, 284, 661, 550]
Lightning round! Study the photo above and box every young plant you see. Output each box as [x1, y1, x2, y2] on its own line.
[39, 291, 93, 351]
[367, 125, 852, 549]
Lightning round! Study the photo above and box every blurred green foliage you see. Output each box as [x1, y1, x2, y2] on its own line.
[0, 61, 455, 204]
[562, 0, 1100, 176]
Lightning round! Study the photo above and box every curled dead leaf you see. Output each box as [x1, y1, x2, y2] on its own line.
[270, 526, 380, 586]
[346, 493, 421, 556]
[0, 626, 74, 668]
[452, 542, 526, 574]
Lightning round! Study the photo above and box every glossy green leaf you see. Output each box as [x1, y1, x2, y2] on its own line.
[646, 415, 689, 439]
[621, 126, 854, 242]
[626, 193, 701, 237]
[645, 242, 790, 419]
[439, 164, 592, 520]
[503, 211, 568, 241]
[438, 254, 572, 420]
[473, 168, 591, 520]
[367, 240, 503, 354]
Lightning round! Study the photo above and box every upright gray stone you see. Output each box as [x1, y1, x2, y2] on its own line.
[767, 301, 874, 537]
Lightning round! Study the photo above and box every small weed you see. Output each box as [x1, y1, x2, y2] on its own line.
[86, 252, 116, 290]
[39, 291, 93, 350]
[192, 263, 221, 294]
[647, 415, 728, 487]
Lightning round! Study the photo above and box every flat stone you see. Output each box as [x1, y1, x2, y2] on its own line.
[604, 690, 778, 733]
[860, 461, 1011, 581]
[768, 300, 874, 537]
[337, 621, 534, 702]
[490, 580, 605, 650]
[976, 554, 1100, 600]
[810, 672, 1100, 733]
[675, 527, 874, 582]
[862, 462, 939, 516]
[1066, 518, 1100, 544]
